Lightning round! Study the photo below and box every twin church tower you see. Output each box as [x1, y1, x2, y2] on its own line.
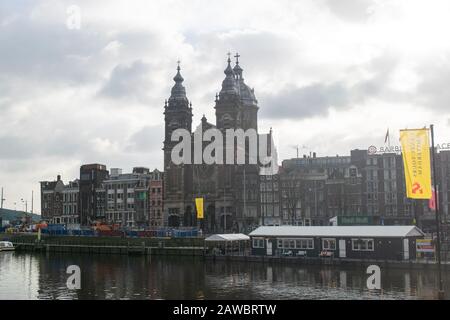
[163, 54, 273, 233]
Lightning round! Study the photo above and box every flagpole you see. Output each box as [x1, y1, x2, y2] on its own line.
[385, 128, 391, 150]
[430, 124, 444, 299]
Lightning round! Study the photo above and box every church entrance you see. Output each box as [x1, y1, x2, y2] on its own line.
[168, 215, 180, 227]
[206, 205, 216, 233]
[184, 206, 196, 227]
[220, 214, 233, 232]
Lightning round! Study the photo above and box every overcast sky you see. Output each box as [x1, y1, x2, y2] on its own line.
[1, 0, 450, 214]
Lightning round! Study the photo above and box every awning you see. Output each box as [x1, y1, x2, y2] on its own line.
[205, 233, 250, 242]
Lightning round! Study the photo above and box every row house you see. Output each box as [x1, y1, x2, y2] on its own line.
[259, 149, 450, 232]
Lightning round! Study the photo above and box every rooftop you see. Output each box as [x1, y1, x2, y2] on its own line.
[205, 233, 250, 242]
[249, 226, 424, 238]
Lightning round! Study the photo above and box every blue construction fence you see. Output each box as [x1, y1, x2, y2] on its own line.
[38, 225, 199, 238]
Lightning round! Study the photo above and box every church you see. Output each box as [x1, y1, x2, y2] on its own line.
[163, 54, 276, 234]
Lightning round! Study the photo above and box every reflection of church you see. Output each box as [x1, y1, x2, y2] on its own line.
[163, 54, 273, 233]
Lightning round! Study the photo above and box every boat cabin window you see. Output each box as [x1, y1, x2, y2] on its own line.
[252, 238, 264, 248]
[277, 238, 314, 249]
[322, 238, 336, 250]
[351, 239, 374, 251]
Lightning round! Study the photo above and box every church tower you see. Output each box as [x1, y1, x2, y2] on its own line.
[212, 54, 261, 233]
[215, 54, 242, 131]
[233, 53, 259, 131]
[163, 63, 193, 227]
[232, 54, 261, 233]
[213, 54, 242, 232]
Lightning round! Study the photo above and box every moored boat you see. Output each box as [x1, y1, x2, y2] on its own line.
[0, 241, 15, 252]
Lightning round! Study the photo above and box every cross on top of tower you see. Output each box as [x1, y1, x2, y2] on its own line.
[227, 52, 231, 63]
[234, 53, 240, 64]
[177, 60, 181, 71]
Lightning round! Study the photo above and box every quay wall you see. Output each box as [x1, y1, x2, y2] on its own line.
[2, 233, 447, 271]
[1, 233, 205, 256]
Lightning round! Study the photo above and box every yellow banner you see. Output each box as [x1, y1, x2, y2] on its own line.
[195, 198, 204, 219]
[400, 129, 432, 199]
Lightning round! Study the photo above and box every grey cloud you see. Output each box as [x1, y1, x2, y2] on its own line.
[0, 16, 108, 84]
[125, 125, 164, 153]
[190, 31, 303, 76]
[0, 5, 163, 89]
[98, 60, 153, 103]
[0, 131, 85, 160]
[0, 135, 39, 160]
[323, 0, 375, 22]
[260, 53, 403, 120]
[415, 61, 450, 111]
[260, 83, 349, 119]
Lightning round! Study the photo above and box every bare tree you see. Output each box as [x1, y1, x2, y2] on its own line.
[281, 170, 304, 225]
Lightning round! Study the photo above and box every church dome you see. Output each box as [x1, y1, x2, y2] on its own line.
[231, 53, 258, 106]
[238, 81, 257, 106]
[169, 64, 187, 102]
[219, 56, 239, 97]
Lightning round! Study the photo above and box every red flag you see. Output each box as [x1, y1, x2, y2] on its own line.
[429, 186, 436, 210]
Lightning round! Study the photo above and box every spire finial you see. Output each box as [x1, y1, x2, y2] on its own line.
[234, 53, 240, 65]
[227, 52, 231, 64]
[170, 60, 186, 99]
[173, 60, 184, 83]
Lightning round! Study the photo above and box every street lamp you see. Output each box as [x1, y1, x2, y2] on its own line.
[21, 198, 28, 213]
[308, 181, 318, 226]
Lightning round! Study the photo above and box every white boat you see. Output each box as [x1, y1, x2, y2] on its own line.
[0, 241, 15, 252]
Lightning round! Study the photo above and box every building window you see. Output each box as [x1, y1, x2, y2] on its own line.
[352, 239, 374, 251]
[322, 238, 336, 250]
[252, 238, 264, 248]
[295, 238, 314, 249]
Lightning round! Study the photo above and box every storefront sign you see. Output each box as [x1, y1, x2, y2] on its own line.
[367, 142, 450, 155]
[416, 239, 434, 253]
[337, 216, 373, 226]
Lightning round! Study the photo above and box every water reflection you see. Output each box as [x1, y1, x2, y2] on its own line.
[0, 252, 448, 300]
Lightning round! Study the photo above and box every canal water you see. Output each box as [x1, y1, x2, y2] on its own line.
[0, 252, 448, 300]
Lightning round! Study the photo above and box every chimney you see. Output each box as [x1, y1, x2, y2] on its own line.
[57, 175, 61, 181]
